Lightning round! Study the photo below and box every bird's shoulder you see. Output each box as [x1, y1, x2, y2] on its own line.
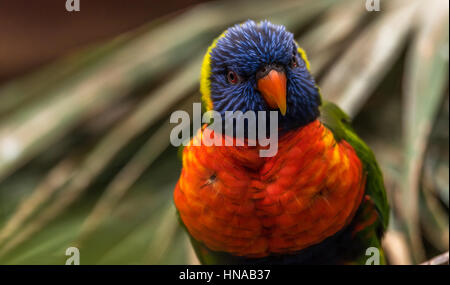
[318, 100, 389, 231]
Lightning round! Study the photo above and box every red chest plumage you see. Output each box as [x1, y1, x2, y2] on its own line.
[174, 120, 365, 258]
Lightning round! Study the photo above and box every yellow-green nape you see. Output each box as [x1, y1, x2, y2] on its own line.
[200, 31, 227, 112]
[296, 45, 312, 72]
[296, 43, 323, 101]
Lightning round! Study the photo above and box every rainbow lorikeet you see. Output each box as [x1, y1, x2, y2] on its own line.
[174, 20, 389, 265]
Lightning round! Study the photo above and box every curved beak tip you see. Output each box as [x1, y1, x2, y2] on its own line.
[280, 105, 286, 116]
[257, 69, 287, 116]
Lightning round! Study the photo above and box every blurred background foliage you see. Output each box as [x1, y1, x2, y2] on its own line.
[0, 0, 448, 264]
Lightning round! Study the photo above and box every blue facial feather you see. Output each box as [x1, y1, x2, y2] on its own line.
[208, 20, 321, 131]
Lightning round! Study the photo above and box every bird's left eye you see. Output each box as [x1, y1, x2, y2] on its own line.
[290, 55, 299, 68]
[227, 70, 240, 84]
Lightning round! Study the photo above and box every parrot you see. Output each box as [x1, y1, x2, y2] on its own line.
[173, 20, 389, 265]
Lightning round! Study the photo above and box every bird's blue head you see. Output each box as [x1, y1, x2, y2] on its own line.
[200, 20, 321, 131]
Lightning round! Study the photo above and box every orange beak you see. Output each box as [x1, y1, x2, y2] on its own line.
[257, 69, 287, 116]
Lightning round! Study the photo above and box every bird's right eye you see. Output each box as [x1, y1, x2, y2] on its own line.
[290, 55, 299, 68]
[227, 70, 239, 84]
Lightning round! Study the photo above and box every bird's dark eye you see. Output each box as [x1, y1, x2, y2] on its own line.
[227, 70, 239, 84]
[291, 55, 299, 68]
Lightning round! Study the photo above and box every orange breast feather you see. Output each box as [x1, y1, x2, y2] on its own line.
[174, 120, 365, 258]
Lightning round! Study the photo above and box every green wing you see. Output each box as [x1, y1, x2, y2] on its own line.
[319, 100, 390, 231]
